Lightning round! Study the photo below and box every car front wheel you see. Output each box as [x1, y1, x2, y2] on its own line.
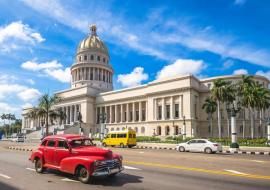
[204, 147, 212, 154]
[35, 158, 44, 173]
[77, 167, 92, 184]
[179, 146, 185, 152]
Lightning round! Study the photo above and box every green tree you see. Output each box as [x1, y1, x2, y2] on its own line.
[38, 94, 60, 136]
[211, 79, 231, 139]
[202, 97, 217, 137]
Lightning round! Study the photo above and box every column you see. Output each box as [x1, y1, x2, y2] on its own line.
[69, 106, 72, 124]
[120, 104, 124, 122]
[65, 107, 68, 124]
[170, 97, 174, 119]
[180, 95, 183, 118]
[93, 68, 96, 80]
[133, 102, 136, 122]
[127, 103, 130, 122]
[114, 105, 117, 123]
[109, 106, 112, 123]
[98, 68, 100, 81]
[139, 101, 142, 122]
[162, 98, 165, 120]
[74, 105, 77, 122]
[145, 101, 148, 121]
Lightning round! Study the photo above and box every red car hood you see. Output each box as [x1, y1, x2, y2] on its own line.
[72, 146, 113, 159]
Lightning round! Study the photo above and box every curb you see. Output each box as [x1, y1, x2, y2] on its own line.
[134, 146, 270, 155]
[8, 147, 33, 152]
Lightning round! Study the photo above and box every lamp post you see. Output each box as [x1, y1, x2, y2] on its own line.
[77, 111, 82, 135]
[183, 116, 186, 140]
[41, 119, 45, 139]
[99, 112, 107, 140]
[226, 101, 241, 150]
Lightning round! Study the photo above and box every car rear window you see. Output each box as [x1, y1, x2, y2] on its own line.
[197, 140, 206, 143]
[41, 140, 47, 146]
[47, 140, 55, 147]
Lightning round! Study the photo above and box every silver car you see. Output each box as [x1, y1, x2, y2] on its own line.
[176, 139, 222, 154]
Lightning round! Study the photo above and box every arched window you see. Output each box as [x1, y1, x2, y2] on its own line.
[79, 56, 82, 62]
[116, 127, 119, 131]
[122, 127, 125, 131]
[103, 57, 106, 63]
[111, 128, 114, 131]
[84, 55, 87, 61]
[90, 55, 94, 60]
[128, 127, 132, 130]
[134, 127, 138, 133]
[141, 127, 145, 134]
[174, 126, 179, 135]
[97, 56, 100, 61]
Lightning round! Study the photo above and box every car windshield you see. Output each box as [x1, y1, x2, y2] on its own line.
[69, 138, 94, 148]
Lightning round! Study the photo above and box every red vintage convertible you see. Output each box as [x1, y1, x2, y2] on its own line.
[29, 134, 123, 183]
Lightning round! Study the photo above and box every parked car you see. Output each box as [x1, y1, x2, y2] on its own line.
[176, 139, 222, 154]
[29, 134, 124, 183]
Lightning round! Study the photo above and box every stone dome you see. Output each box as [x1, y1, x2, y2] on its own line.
[77, 25, 109, 56]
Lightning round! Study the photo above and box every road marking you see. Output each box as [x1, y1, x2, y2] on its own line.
[61, 178, 79, 182]
[0, 173, 11, 179]
[251, 160, 265, 163]
[124, 165, 141, 170]
[124, 160, 270, 180]
[26, 168, 35, 172]
[224, 169, 247, 175]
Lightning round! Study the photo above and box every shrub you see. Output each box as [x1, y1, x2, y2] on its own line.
[136, 136, 161, 142]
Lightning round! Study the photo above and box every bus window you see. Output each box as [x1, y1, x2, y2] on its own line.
[133, 134, 136, 138]
[111, 134, 116, 138]
[117, 133, 127, 138]
[129, 134, 132, 138]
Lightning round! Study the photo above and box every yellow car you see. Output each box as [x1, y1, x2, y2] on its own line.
[102, 130, 136, 148]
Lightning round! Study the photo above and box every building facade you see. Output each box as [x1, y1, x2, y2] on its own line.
[22, 25, 270, 138]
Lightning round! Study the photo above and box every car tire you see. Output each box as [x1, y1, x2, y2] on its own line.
[77, 166, 92, 184]
[120, 143, 125, 148]
[204, 147, 212, 154]
[35, 158, 45, 173]
[179, 146, 185, 152]
[128, 145, 133, 148]
[102, 142, 107, 147]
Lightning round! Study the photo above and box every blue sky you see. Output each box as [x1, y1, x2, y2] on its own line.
[0, 0, 270, 119]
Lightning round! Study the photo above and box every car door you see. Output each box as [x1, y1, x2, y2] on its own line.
[186, 140, 197, 151]
[44, 139, 56, 165]
[195, 140, 207, 152]
[54, 140, 71, 166]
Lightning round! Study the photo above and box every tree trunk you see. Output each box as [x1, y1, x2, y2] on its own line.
[210, 115, 213, 138]
[259, 110, 263, 138]
[227, 117, 230, 138]
[217, 101, 222, 139]
[250, 107, 255, 139]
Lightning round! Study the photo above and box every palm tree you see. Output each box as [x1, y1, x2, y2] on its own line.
[0, 113, 7, 137]
[202, 97, 217, 137]
[38, 94, 60, 136]
[237, 75, 255, 138]
[211, 79, 231, 139]
[55, 108, 66, 125]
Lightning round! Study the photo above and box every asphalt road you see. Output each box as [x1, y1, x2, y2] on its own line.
[0, 144, 270, 190]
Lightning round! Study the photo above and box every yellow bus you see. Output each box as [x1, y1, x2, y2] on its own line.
[102, 130, 136, 148]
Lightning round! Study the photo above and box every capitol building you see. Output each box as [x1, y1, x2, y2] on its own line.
[22, 25, 270, 138]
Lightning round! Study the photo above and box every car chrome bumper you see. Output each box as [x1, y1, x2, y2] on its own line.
[92, 167, 124, 177]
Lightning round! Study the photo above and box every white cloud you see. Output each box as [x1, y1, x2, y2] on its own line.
[17, 89, 41, 102]
[0, 102, 19, 113]
[0, 21, 45, 52]
[22, 103, 33, 109]
[44, 67, 71, 83]
[156, 59, 205, 80]
[21, 60, 71, 83]
[117, 67, 148, 87]
[256, 70, 270, 80]
[21, 60, 62, 71]
[21, 0, 270, 67]
[26, 79, 35, 85]
[233, 69, 248, 75]
[234, 0, 246, 5]
[223, 59, 234, 69]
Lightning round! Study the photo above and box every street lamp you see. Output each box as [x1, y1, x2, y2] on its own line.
[226, 101, 241, 150]
[99, 112, 107, 140]
[77, 111, 83, 135]
[182, 116, 186, 140]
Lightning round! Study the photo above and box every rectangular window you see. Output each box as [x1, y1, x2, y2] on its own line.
[41, 140, 47, 146]
[117, 134, 127, 138]
[47, 140, 55, 147]
[111, 134, 116, 138]
[136, 111, 139, 121]
[174, 104, 179, 118]
[142, 110, 146, 121]
[58, 140, 69, 149]
[130, 111, 133, 121]
[166, 105, 170, 119]
[158, 106, 162, 120]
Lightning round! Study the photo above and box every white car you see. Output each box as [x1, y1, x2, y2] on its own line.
[176, 139, 222, 154]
